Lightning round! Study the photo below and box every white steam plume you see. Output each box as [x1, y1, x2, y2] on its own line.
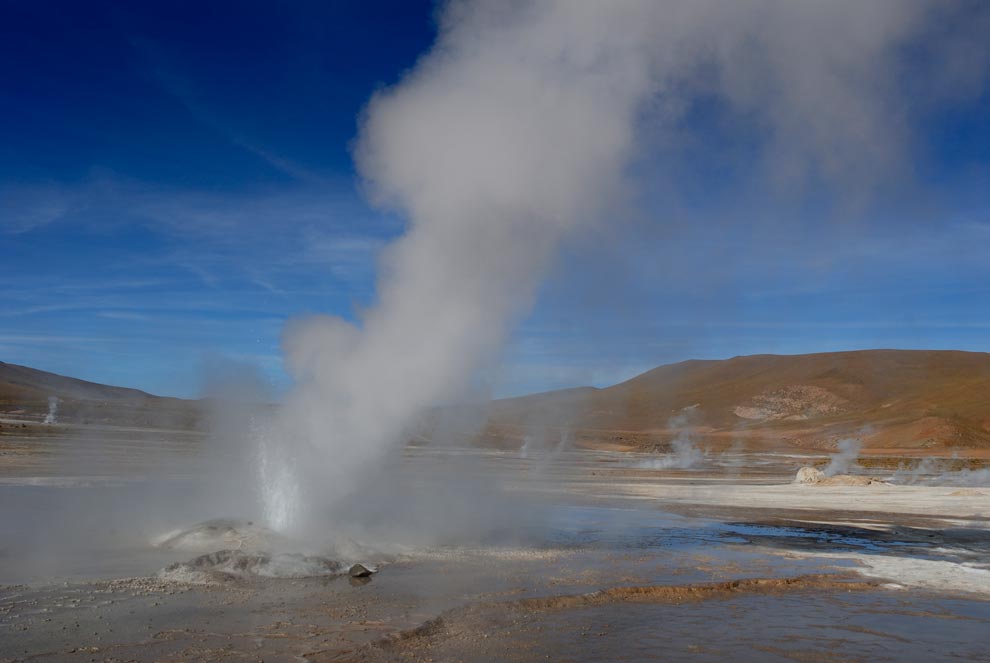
[823, 437, 863, 477]
[267, 0, 984, 532]
[638, 409, 705, 470]
[43, 396, 59, 425]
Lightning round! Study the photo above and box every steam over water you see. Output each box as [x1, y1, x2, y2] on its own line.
[255, 0, 988, 534]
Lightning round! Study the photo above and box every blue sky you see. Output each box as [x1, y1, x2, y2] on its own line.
[1, 1, 988, 398]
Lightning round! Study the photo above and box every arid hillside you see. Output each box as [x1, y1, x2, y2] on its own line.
[484, 350, 990, 453]
[0, 361, 201, 429]
[5, 350, 990, 452]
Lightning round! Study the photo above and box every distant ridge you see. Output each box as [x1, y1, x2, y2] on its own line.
[0, 361, 163, 403]
[4, 350, 990, 449]
[486, 349, 990, 451]
[0, 361, 199, 428]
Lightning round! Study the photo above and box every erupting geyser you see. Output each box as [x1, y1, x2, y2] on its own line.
[255, 0, 980, 534]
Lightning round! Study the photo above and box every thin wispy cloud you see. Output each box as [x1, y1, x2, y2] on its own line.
[0, 186, 73, 235]
[125, 33, 332, 186]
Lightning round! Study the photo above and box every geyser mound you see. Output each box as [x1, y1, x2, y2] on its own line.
[794, 466, 889, 487]
[795, 466, 826, 484]
[160, 549, 345, 584]
[153, 519, 284, 553]
[155, 520, 382, 585]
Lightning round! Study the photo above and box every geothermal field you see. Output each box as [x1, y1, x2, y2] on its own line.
[3, 0, 990, 661]
[2, 350, 990, 661]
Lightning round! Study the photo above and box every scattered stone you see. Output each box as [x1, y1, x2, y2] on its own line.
[348, 563, 376, 578]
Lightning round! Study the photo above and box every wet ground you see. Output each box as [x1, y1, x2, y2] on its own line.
[1, 437, 989, 661]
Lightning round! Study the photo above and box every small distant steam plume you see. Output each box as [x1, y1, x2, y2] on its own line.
[519, 435, 535, 460]
[43, 396, 59, 425]
[638, 409, 705, 470]
[823, 438, 862, 477]
[892, 457, 990, 487]
[520, 429, 572, 464]
[638, 433, 706, 470]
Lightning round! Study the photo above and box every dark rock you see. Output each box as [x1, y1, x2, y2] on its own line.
[348, 563, 376, 578]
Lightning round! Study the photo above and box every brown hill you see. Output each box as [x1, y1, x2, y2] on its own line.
[485, 350, 990, 453]
[0, 361, 201, 429]
[5, 350, 989, 451]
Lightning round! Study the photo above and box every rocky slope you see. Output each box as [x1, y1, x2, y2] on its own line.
[484, 350, 990, 452]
